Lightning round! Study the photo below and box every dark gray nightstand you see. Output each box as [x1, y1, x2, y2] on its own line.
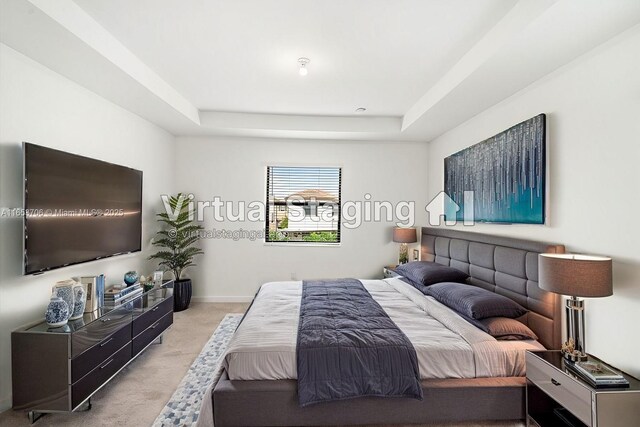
[526, 350, 640, 427]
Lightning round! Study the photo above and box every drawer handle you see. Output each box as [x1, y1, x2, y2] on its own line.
[152, 306, 160, 312]
[100, 317, 111, 323]
[100, 358, 114, 370]
[99, 338, 113, 347]
[551, 378, 561, 386]
[150, 321, 160, 329]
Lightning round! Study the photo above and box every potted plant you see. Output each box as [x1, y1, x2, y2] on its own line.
[149, 193, 204, 312]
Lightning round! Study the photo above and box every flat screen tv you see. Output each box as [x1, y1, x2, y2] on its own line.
[23, 143, 143, 274]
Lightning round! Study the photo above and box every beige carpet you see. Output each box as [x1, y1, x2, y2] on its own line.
[0, 302, 524, 427]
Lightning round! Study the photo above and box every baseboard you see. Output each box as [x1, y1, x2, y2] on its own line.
[191, 296, 254, 303]
[0, 396, 11, 414]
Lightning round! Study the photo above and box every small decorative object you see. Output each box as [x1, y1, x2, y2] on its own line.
[539, 253, 613, 361]
[45, 296, 70, 327]
[69, 284, 87, 320]
[124, 271, 140, 287]
[149, 193, 204, 312]
[393, 227, 417, 265]
[153, 270, 164, 287]
[52, 280, 76, 321]
[139, 275, 147, 284]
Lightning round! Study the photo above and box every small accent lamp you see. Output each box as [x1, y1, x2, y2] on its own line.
[539, 253, 612, 361]
[393, 227, 417, 265]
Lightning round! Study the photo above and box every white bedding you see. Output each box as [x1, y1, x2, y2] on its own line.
[224, 278, 544, 380]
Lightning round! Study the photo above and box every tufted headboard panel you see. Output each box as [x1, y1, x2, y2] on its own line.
[420, 227, 564, 350]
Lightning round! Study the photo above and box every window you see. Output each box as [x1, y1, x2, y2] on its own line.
[265, 166, 341, 244]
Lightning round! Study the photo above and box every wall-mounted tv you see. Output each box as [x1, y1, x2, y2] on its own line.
[23, 143, 143, 274]
[444, 114, 546, 224]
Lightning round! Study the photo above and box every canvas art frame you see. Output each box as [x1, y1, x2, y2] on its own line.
[444, 114, 546, 224]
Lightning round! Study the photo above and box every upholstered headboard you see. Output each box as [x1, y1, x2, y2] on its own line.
[420, 227, 564, 350]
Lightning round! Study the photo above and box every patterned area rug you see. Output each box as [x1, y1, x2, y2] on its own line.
[153, 313, 243, 426]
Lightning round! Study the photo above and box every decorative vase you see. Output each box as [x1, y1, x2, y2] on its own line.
[53, 280, 75, 321]
[69, 284, 87, 320]
[124, 271, 139, 286]
[173, 279, 192, 312]
[45, 296, 70, 327]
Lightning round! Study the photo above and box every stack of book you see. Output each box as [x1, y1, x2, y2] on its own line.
[104, 284, 143, 307]
[567, 360, 630, 388]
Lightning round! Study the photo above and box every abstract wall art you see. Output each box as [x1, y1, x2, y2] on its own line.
[444, 114, 546, 224]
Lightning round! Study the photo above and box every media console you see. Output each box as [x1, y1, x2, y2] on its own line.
[11, 281, 174, 423]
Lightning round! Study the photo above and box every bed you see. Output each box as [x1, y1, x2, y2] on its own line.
[209, 227, 564, 426]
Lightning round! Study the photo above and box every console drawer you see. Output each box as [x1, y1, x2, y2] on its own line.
[132, 296, 172, 337]
[71, 307, 131, 357]
[71, 324, 131, 383]
[71, 342, 131, 409]
[526, 352, 592, 426]
[132, 311, 172, 356]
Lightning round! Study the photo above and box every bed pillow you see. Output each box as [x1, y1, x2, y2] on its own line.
[397, 275, 431, 295]
[425, 282, 528, 320]
[394, 261, 468, 287]
[479, 317, 538, 341]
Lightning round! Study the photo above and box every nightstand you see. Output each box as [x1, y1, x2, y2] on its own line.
[383, 265, 400, 279]
[526, 350, 640, 427]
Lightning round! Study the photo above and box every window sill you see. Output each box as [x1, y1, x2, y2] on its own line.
[263, 242, 341, 248]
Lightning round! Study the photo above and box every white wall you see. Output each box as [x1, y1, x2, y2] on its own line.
[174, 136, 428, 299]
[426, 27, 640, 378]
[0, 45, 175, 411]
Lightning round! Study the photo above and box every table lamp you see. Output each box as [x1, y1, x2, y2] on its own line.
[539, 253, 612, 361]
[393, 227, 417, 265]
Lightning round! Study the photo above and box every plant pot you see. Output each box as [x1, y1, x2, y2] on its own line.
[173, 279, 192, 312]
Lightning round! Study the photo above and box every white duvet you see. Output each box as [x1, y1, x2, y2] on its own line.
[224, 277, 544, 380]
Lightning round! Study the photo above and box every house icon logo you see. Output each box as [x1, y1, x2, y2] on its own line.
[425, 191, 474, 226]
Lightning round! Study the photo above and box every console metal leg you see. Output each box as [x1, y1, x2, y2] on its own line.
[154, 334, 163, 345]
[77, 398, 92, 412]
[28, 411, 44, 424]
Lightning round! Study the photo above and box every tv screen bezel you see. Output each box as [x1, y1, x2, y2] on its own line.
[22, 142, 143, 275]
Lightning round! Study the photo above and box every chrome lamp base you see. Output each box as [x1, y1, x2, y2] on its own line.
[561, 296, 588, 361]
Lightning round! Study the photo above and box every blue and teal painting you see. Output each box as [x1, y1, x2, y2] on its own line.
[444, 114, 546, 224]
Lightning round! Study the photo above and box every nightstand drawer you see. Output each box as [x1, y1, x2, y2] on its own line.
[527, 353, 592, 426]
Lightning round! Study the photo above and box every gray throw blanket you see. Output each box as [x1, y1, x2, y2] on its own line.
[296, 279, 423, 406]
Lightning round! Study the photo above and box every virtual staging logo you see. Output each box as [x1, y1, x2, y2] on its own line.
[157, 192, 476, 241]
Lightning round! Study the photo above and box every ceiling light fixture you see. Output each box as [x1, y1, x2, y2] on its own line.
[298, 57, 310, 76]
[355, 107, 367, 113]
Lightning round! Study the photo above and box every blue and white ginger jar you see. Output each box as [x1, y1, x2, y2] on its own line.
[52, 280, 75, 321]
[45, 297, 70, 327]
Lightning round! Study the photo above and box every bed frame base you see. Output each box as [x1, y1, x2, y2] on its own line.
[213, 370, 525, 426]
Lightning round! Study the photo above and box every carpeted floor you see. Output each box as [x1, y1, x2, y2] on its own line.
[0, 302, 524, 427]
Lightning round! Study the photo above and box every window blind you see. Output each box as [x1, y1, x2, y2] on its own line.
[265, 166, 341, 243]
